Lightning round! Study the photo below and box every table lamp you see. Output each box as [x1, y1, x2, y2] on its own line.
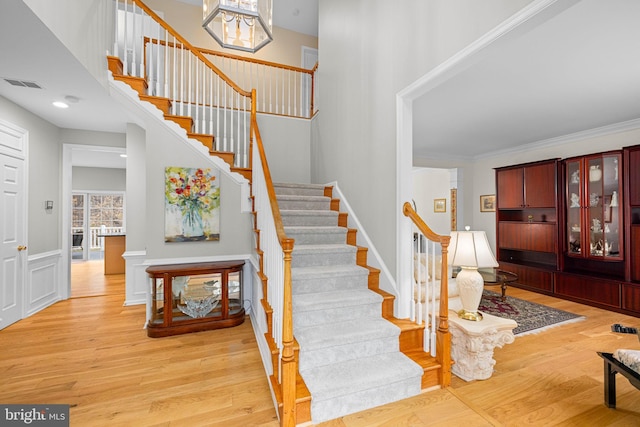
[449, 227, 498, 321]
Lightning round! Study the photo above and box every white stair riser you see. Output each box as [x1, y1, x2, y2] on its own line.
[310, 378, 421, 424]
[291, 249, 356, 268]
[299, 336, 399, 371]
[285, 228, 347, 245]
[292, 274, 368, 294]
[274, 186, 326, 197]
[278, 198, 331, 210]
[293, 303, 381, 328]
[281, 213, 338, 226]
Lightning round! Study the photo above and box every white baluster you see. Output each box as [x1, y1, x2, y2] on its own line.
[216, 75, 220, 148]
[200, 64, 206, 135]
[187, 54, 192, 120]
[223, 80, 227, 152]
[113, 0, 119, 58]
[172, 37, 177, 115]
[209, 72, 213, 138]
[155, 22, 160, 96]
[164, 29, 169, 98]
[180, 44, 184, 116]
[194, 59, 199, 134]
[123, 0, 128, 75]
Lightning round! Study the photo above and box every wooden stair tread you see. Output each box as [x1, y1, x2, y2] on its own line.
[140, 95, 171, 114]
[231, 167, 251, 180]
[404, 349, 442, 369]
[113, 74, 148, 95]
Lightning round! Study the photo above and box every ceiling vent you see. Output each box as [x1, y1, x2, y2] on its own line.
[3, 78, 42, 89]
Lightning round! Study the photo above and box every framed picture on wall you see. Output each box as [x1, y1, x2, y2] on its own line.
[434, 198, 446, 213]
[480, 194, 496, 212]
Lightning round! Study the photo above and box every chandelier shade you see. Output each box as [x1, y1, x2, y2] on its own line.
[203, 0, 273, 53]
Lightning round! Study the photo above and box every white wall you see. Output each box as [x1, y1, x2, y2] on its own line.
[316, 0, 533, 280]
[257, 113, 311, 184]
[23, 0, 114, 88]
[72, 167, 126, 191]
[412, 168, 451, 236]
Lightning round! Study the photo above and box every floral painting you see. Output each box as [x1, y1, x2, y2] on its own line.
[165, 166, 220, 242]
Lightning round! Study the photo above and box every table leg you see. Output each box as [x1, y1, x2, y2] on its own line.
[501, 281, 507, 301]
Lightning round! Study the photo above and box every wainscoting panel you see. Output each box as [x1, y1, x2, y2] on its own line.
[27, 250, 62, 317]
[123, 250, 148, 307]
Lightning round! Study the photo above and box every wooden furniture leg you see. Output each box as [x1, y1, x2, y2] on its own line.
[603, 355, 617, 408]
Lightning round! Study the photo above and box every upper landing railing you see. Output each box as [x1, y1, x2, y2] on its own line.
[201, 49, 318, 119]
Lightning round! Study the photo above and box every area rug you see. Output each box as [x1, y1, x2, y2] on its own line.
[479, 290, 585, 336]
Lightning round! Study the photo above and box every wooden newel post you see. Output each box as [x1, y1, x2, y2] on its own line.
[281, 238, 297, 426]
[438, 238, 452, 386]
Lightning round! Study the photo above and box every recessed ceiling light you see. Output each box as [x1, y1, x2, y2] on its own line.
[120, 154, 127, 158]
[53, 101, 69, 109]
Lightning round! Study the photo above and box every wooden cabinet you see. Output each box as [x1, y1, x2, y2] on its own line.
[556, 272, 620, 309]
[498, 262, 554, 293]
[625, 145, 640, 284]
[497, 162, 557, 209]
[146, 261, 245, 338]
[494, 146, 640, 317]
[564, 152, 623, 261]
[495, 159, 560, 271]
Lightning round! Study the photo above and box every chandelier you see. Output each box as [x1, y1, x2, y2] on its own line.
[203, 0, 273, 53]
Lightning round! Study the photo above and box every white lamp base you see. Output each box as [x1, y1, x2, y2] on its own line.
[456, 267, 484, 321]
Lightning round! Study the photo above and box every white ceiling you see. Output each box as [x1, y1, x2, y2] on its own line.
[0, 0, 638, 169]
[413, 0, 640, 161]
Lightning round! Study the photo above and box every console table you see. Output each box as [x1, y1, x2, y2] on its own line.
[145, 261, 245, 338]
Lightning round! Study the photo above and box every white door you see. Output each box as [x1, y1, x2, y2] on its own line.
[0, 121, 27, 330]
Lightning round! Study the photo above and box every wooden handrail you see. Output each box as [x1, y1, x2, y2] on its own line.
[199, 46, 316, 75]
[131, 0, 251, 97]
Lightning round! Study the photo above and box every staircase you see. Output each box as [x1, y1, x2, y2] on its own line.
[275, 182, 435, 424]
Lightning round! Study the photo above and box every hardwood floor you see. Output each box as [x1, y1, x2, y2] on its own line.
[71, 260, 115, 298]
[1, 271, 639, 426]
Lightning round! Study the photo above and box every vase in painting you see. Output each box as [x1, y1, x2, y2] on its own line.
[182, 206, 204, 238]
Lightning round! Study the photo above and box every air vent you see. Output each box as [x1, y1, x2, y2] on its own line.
[3, 78, 42, 89]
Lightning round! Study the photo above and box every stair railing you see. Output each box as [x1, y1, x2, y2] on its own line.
[251, 92, 297, 426]
[403, 202, 452, 386]
[200, 48, 318, 119]
[112, 0, 252, 168]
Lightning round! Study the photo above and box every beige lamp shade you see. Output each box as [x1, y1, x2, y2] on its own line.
[448, 230, 498, 269]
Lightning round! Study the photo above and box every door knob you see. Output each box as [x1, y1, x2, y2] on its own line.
[17, 245, 27, 251]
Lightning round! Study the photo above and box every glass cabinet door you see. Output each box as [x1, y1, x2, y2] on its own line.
[566, 160, 582, 255]
[228, 270, 243, 315]
[566, 153, 623, 261]
[176, 273, 223, 320]
[586, 157, 604, 257]
[585, 154, 622, 260]
[601, 154, 622, 259]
